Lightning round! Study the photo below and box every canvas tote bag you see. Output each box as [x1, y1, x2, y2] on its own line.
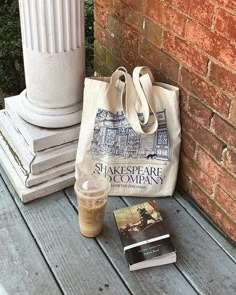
[75, 66, 181, 197]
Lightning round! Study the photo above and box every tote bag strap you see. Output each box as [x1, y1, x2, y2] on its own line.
[133, 66, 159, 131]
[133, 66, 154, 113]
[133, 66, 158, 118]
[107, 69, 158, 135]
[132, 67, 154, 125]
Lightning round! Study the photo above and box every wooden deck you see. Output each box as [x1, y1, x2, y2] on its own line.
[0, 165, 236, 295]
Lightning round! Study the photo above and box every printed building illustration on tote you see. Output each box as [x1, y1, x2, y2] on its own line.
[90, 108, 170, 161]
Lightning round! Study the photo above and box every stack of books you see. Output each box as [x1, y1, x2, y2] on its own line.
[0, 96, 80, 203]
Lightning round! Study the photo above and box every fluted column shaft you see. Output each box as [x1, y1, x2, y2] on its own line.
[18, 0, 85, 128]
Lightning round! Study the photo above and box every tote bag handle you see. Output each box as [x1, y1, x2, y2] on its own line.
[107, 69, 158, 135]
[133, 66, 159, 125]
[114, 66, 150, 125]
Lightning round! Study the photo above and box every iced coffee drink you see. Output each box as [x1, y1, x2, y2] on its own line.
[74, 174, 111, 237]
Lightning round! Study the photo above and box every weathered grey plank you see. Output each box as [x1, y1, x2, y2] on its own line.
[0, 174, 62, 295]
[0, 170, 131, 295]
[174, 191, 236, 262]
[123, 196, 236, 295]
[66, 187, 198, 295]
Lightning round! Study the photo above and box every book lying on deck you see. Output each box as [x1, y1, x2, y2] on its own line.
[114, 201, 176, 271]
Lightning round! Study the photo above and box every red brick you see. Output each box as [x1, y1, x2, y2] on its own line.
[215, 8, 236, 42]
[225, 1, 236, 11]
[214, 0, 236, 12]
[112, 3, 144, 32]
[212, 114, 236, 146]
[182, 112, 225, 160]
[163, 32, 208, 76]
[180, 152, 214, 194]
[94, 63, 112, 77]
[96, 0, 113, 7]
[106, 16, 123, 58]
[120, 27, 140, 66]
[180, 68, 231, 117]
[144, 0, 187, 37]
[186, 21, 236, 71]
[105, 49, 128, 72]
[164, 0, 189, 12]
[105, 33, 121, 58]
[230, 100, 236, 125]
[212, 0, 224, 5]
[191, 183, 236, 242]
[219, 215, 236, 242]
[142, 19, 163, 47]
[181, 132, 196, 158]
[177, 172, 191, 193]
[110, 1, 129, 21]
[164, 0, 214, 27]
[155, 72, 178, 87]
[94, 40, 107, 61]
[179, 87, 188, 111]
[125, 9, 143, 32]
[106, 16, 140, 66]
[94, 3, 107, 27]
[223, 149, 236, 174]
[188, 96, 213, 127]
[120, 0, 144, 13]
[139, 38, 179, 81]
[197, 147, 236, 198]
[95, 23, 106, 45]
[191, 182, 215, 215]
[215, 186, 236, 219]
[211, 205, 236, 242]
[209, 63, 236, 97]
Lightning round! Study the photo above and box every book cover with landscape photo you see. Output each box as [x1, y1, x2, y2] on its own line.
[114, 201, 176, 271]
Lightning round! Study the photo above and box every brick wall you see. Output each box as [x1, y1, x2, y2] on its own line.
[94, 0, 236, 242]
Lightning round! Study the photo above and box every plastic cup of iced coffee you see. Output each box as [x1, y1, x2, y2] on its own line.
[74, 174, 111, 238]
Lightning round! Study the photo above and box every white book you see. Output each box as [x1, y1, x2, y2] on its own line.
[0, 145, 75, 203]
[0, 132, 75, 187]
[0, 111, 78, 175]
[5, 95, 80, 153]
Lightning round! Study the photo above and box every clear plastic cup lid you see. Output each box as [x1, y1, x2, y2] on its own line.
[75, 174, 111, 196]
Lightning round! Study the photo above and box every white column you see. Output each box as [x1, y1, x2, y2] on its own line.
[18, 0, 85, 128]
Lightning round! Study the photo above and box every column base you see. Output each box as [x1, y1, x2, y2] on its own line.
[0, 95, 80, 203]
[19, 90, 83, 128]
